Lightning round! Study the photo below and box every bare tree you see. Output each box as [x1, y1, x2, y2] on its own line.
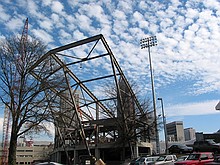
[102, 78, 160, 158]
[0, 37, 59, 165]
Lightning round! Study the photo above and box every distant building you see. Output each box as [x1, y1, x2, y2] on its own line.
[167, 134, 176, 142]
[0, 137, 53, 165]
[195, 132, 220, 143]
[184, 127, 196, 141]
[166, 121, 185, 142]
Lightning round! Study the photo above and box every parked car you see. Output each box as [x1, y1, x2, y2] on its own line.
[35, 162, 64, 165]
[130, 156, 159, 165]
[153, 155, 177, 165]
[174, 152, 214, 165]
[139, 156, 160, 165]
[129, 157, 142, 165]
[168, 144, 193, 154]
[192, 140, 220, 153]
[205, 156, 220, 165]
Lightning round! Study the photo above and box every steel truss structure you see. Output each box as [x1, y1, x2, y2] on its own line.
[29, 34, 150, 164]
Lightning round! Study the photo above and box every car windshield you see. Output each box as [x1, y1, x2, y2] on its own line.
[207, 140, 216, 144]
[178, 144, 186, 148]
[215, 157, 220, 162]
[187, 154, 200, 160]
[140, 157, 146, 162]
[131, 157, 140, 162]
[157, 156, 166, 161]
[148, 157, 158, 161]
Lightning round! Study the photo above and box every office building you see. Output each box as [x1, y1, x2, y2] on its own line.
[0, 138, 53, 165]
[166, 121, 185, 142]
[184, 127, 196, 141]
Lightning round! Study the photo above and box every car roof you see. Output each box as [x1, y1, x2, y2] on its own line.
[191, 152, 213, 154]
[35, 162, 63, 165]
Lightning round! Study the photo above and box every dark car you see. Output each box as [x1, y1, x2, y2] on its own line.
[205, 156, 220, 165]
[168, 144, 193, 154]
[193, 140, 220, 153]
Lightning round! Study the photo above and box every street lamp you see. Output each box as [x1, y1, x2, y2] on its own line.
[157, 98, 168, 154]
[140, 36, 160, 154]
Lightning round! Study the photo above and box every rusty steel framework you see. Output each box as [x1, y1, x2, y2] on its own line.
[29, 34, 147, 163]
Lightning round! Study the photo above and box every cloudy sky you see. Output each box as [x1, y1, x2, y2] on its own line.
[0, 0, 220, 141]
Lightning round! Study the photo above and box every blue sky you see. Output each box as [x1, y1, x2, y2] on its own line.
[0, 0, 220, 141]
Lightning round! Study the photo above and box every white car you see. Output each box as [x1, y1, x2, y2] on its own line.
[139, 156, 159, 165]
[154, 155, 177, 165]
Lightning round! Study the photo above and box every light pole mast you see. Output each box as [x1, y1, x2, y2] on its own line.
[140, 36, 160, 154]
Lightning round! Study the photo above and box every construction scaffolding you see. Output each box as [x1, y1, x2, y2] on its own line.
[29, 34, 153, 164]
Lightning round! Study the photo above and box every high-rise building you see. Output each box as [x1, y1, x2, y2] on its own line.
[184, 127, 196, 141]
[54, 89, 80, 148]
[166, 121, 185, 142]
[117, 77, 135, 119]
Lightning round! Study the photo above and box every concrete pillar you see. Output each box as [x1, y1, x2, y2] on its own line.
[95, 148, 100, 160]
[73, 149, 78, 165]
[58, 151, 62, 162]
[134, 144, 139, 158]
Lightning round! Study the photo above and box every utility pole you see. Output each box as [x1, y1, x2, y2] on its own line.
[140, 36, 160, 154]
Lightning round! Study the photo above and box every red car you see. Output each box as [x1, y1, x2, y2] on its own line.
[174, 152, 214, 165]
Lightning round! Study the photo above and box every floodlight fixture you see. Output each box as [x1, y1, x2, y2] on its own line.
[140, 36, 157, 49]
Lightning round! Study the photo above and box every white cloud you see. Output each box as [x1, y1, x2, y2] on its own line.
[58, 29, 72, 44]
[112, 10, 127, 20]
[50, 13, 65, 29]
[51, 1, 64, 14]
[5, 17, 23, 31]
[166, 100, 219, 117]
[204, 0, 220, 10]
[42, 0, 52, 6]
[31, 29, 53, 43]
[0, 0, 220, 115]
[74, 13, 94, 33]
[186, 8, 199, 19]
[38, 18, 53, 31]
[26, 0, 44, 19]
[117, 0, 134, 14]
[0, 4, 10, 22]
[72, 30, 86, 41]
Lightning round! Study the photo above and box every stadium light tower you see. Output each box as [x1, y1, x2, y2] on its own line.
[140, 36, 160, 154]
